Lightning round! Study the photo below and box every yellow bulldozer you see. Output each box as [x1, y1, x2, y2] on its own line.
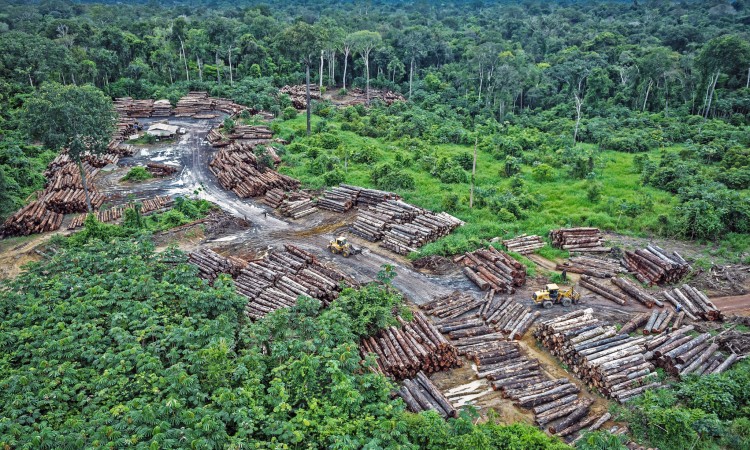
[327, 236, 361, 258]
[533, 284, 581, 309]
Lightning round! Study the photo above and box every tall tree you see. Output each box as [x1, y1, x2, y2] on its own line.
[20, 83, 115, 212]
[277, 23, 322, 136]
[350, 30, 382, 104]
[340, 33, 356, 90]
[695, 35, 750, 118]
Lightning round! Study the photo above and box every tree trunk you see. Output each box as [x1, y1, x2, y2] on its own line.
[642, 79, 653, 111]
[306, 64, 311, 136]
[319, 50, 324, 89]
[478, 63, 483, 102]
[470, 136, 477, 208]
[365, 53, 370, 105]
[197, 56, 203, 82]
[573, 93, 583, 144]
[228, 46, 233, 85]
[77, 158, 93, 213]
[409, 57, 414, 99]
[704, 70, 719, 119]
[216, 51, 221, 85]
[343, 49, 349, 90]
[747, 67, 749, 89]
[179, 36, 189, 82]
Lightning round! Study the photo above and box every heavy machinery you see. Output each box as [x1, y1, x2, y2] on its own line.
[533, 284, 581, 309]
[327, 236, 361, 258]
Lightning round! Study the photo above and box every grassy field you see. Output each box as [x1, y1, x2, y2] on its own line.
[269, 115, 717, 259]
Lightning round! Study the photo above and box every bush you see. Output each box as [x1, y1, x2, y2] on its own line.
[587, 181, 603, 203]
[322, 167, 346, 186]
[120, 166, 151, 182]
[282, 106, 298, 120]
[370, 163, 415, 191]
[532, 163, 555, 181]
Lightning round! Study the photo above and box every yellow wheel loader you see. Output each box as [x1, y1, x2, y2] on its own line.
[533, 284, 581, 309]
[327, 236, 361, 258]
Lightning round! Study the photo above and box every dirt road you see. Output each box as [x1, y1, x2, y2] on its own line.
[712, 294, 750, 315]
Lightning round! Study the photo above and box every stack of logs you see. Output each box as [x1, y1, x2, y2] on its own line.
[317, 184, 400, 212]
[398, 372, 457, 418]
[279, 85, 321, 109]
[235, 245, 350, 319]
[42, 155, 108, 213]
[556, 256, 627, 278]
[153, 99, 173, 117]
[360, 311, 460, 379]
[114, 97, 158, 117]
[208, 124, 274, 147]
[626, 309, 684, 335]
[173, 92, 248, 117]
[262, 189, 317, 219]
[338, 88, 406, 106]
[622, 245, 690, 285]
[0, 201, 63, 237]
[67, 196, 173, 229]
[647, 326, 737, 378]
[503, 234, 545, 255]
[458, 247, 527, 293]
[550, 228, 610, 253]
[535, 309, 662, 402]
[663, 284, 722, 321]
[146, 162, 178, 177]
[471, 339, 608, 438]
[188, 248, 247, 283]
[210, 142, 300, 198]
[421, 290, 540, 342]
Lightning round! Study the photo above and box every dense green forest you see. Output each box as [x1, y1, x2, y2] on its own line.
[1, 0, 749, 253]
[2, 0, 750, 448]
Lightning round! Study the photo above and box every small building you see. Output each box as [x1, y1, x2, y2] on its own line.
[146, 123, 180, 138]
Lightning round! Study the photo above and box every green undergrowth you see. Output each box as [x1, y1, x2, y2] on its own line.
[273, 115, 684, 258]
[120, 166, 152, 182]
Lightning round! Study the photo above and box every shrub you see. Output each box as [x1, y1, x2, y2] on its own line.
[532, 163, 555, 181]
[322, 167, 346, 186]
[370, 163, 415, 191]
[282, 106, 298, 120]
[120, 166, 151, 182]
[587, 181, 603, 203]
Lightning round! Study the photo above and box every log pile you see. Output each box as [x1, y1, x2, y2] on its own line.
[174, 91, 212, 116]
[420, 290, 540, 343]
[611, 277, 664, 309]
[279, 85, 321, 109]
[207, 127, 231, 147]
[459, 246, 526, 293]
[360, 311, 460, 379]
[236, 245, 350, 319]
[208, 124, 274, 147]
[0, 201, 63, 237]
[535, 309, 662, 402]
[279, 196, 316, 219]
[317, 184, 401, 212]
[622, 244, 690, 285]
[503, 234, 545, 255]
[189, 248, 247, 283]
[398, 371, 457, 418]
[68, 195, 173, 229]
[114, 97, 158, 118]
[647, 327, 737, 378]
[210, 142, 300, 198]
[662, 284, 722, 321]
[556, 256, 627, 279]
[339, 88, 406, 106]
[152, 99, 173, 117]
[146, 162, 178, 177]
[549, 228, 610, 253]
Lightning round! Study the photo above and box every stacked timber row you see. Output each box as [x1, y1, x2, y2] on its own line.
[351, 200, 422, 241]
[262, 188, 287, 208]
[611, 277, 664, 308]
[503, 234, 545, 255]
[235, 245, 350, 319]
[420, 290, 539, 342]
[67, 196, 173, 229]
[472, 340, 605, 438]
[172, 92, 248, 117]
[646, 327, 737, 378]
[380, 211, 464, 255]
[114, 97, 159, 117]
[146, 162, 178, 177]
[535, 308, 662, 402]
[556, 256, 627, 278]
[662, 284, 722, 321]
[278, 194, 316, 219]
[209, 142, 300, 198]
[361, 311, 460, 379]
[317, 184, 401, 212]
[337, 88, 406, 106]
[398, 371, 457, 418]
[622, 244, 690, 285]
[579, 275, 628, 306]
[208, 124, 274, 147]
[189, 248, 247, 283]
[0, 201, 63, 237]
[279, 84, 321, 109]
[458, 246, 527, 293]
[549, 228, 610, 253]
[152, 99, 172, 117]
[625, 308, 683, 335]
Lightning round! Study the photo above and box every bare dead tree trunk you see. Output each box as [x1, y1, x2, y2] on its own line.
[215, 50, 221, 85]
[573, 93, 583, 143]
[306, 64, 311, 136]
[704, 70, 719, 119]
[197, 56, 203, 82]
[77, 158, 93, 213]
[178, 36, 189, 82]
[642, 79, 653, 111]
[470, 136, 477, 208]
[478, 62, 483, 102]
[364, 53, 370, 105]
[228, 46, 233, 85]
[343, 48, 350, 90]
[409, 57, 415, 99]
[319, 50, 324, 89]
[746, 66, 749, 89]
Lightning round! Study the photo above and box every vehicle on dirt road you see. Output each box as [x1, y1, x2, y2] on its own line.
[533, 283, 581, 308]
[327, 236, 361, 258]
